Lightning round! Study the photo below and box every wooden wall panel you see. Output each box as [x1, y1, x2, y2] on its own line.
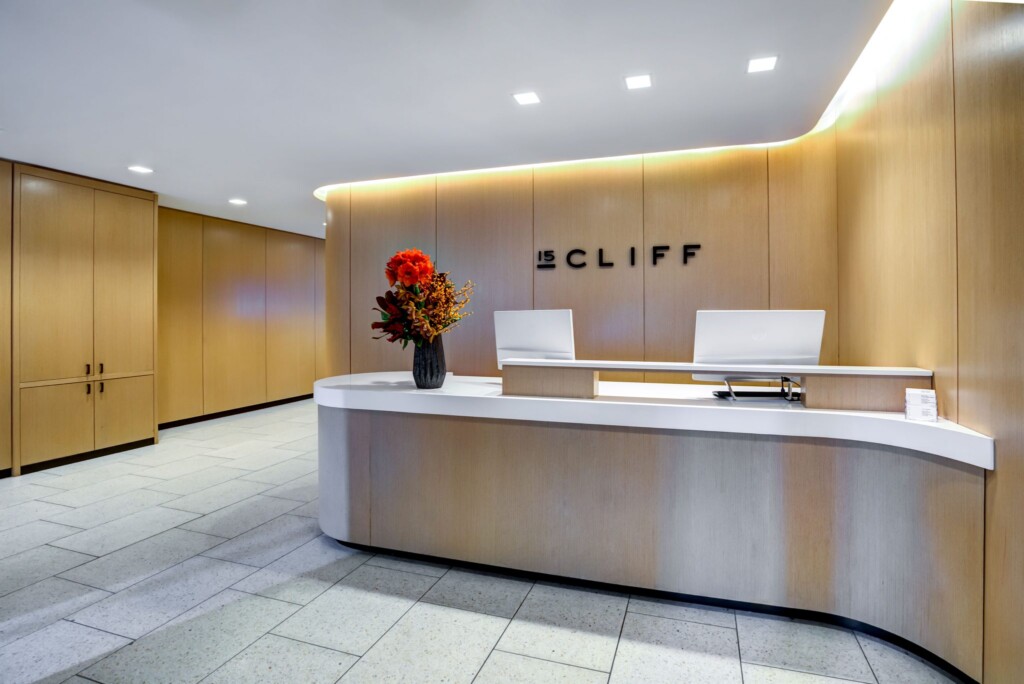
[202, 218, 266, 414]
[953, 1, 1024, 680]
[768, 130, 839, 364]
[266, 231, 316, 400]
[95, 375, 155, 449]
[349, 178, 436, 374]
[0, 161, 11, 470]
[315, 239, 327, 380]
[644, 149, 769, 383]
[94, 191, 155, 376]
[437, 169, 533, 377]
[20, 383, 94, 466]
[157, 209, 204, 423]
[534, 158, 643, 381]
[836, 0, 958, 419]
[324, 189, 351, 377]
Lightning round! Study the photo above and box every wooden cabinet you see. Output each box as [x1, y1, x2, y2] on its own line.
[267, 230, 316, 400]
[20, 382, 95, 466]
[12, 166, 157, 473]
[0, 161, 12, 471]
[203, 218, 267, 414]
[96, 376, 155, 449]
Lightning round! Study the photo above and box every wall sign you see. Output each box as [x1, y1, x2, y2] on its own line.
[536, 244, 701, 270]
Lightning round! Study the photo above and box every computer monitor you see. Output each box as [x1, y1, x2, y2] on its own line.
[494, 309, 575, 370]
[692, 310, 825, 382]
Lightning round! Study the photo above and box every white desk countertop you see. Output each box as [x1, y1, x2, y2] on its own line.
[500, 358, 933, 377]
[314, 372, 993, 470]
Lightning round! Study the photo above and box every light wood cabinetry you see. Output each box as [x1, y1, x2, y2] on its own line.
[324, 188, 351, 377]
[20, 382, 95, 466]
[202, 218, 267, 414]
[315, 239, 328, 380]
[157, 209, 204, 423]
[12, 165, 157, 472]
[0, 162, 11, 471]
[95, 376, 155, 450]
[266, 230, 316, 401]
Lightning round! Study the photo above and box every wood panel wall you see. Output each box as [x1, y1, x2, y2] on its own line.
[0, 161, 11, 470]
[266, 230, 315, 401]
[324, 188, 351, 378]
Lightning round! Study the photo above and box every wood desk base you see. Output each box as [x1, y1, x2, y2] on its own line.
[502, 365, 598, 399]
[801, 375, 933, 411]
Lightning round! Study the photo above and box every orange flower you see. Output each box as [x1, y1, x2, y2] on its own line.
[385, 248, 434, 288]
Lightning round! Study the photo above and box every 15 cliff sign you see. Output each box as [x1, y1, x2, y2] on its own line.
[536, 244, 701, 270]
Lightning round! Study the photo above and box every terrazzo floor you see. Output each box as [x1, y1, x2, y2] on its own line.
[0, 399, 960, 683]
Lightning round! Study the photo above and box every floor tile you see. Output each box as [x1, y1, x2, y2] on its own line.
[272, 563, 437, 655]
[736, 613, 875, 683]
[161, 479, 271, 514]
[239, 458, 317, 485]
[0, 578, 110, 648]
[39, 463, 153, 491]
[226, 447, 304, 472]
[627, 595, 736, 629]
[0, 482, 66, 508]
[609, 611, 741, 683]
[0, 499, 74, 531]
[203, 634, 357, 684]
[498, 583, 627, 672]
[49, 506, 199, 557]
[342, 602, 507, 682]
[161, 431, 259, 449]
[0, 545, 95, 597]
[145, 466, 253, 496]
[232, 535, 371, 604]
[41, 474, 163, 508]
[0, 520, 82, 560]
[142, 455, 233, 480]
[205, 439, 293, 460]
[857, 633, 956, 683]
[203, 514, 320, 567]
[262, 472, 318, 502]
[289, 498, 319, 518]
[477, 651, 609, 684]
[365, 553, 450, 577]
[81, 589, 297, 684]
[121, 443, 214, 468]
[0, 620, 130, 684]
[59, 528, 226, 593]
[743, 663, 857, 683]
[70, 556, 256, 639]
[422, 568, 532, 618]
[180, 495, 301, 538]
[278, 434, 317, 452]
[43, 489, 180, 529]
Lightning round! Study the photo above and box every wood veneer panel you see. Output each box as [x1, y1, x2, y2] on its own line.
[768, 130, 839, 364]
[349, 178, 435, 374]
[156, 209, 204, 423]
[534, 158, 643, 381]
[266, 230, 316, 400]
[20, 382, 94, 466]
[836, 0, 958, 419]
[436, 168, 533, 377]
[953, 1, 1024, 679]
[95, 375, 154, 449]
[0, 161, 11, 469]
[202, 218, 266, 414]
[643, 149, 769, 383]
[324, 189, 351, 377]
[16, 173, 94, 383]
[94, 191, 155, 376]
[314, 239, 327, 380]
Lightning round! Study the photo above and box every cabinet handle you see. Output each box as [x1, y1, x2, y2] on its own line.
[86, 383, 91, 395]
[99, 363, 104, 374]
[99, 382, 104, 393]
[86, 363, 91, 376]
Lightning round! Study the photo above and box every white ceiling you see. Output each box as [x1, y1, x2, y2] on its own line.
[0, 0, 890, 237]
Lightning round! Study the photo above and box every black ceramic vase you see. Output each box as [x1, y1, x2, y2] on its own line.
[413, 336, 446, 389]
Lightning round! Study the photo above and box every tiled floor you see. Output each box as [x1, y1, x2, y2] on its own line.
[0, 400, 960, 683]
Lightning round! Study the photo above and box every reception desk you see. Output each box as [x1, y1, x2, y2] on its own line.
[315, 372, 993, 679]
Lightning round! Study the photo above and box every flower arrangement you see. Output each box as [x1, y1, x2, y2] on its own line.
[372, 248, 473, 349]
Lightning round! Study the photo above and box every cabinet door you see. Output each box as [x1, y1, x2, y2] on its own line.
[95, 375, 155, 449]
[267, 231, 316, 400]
[20, 382, 95, 465]
[95, 191, 155, 376]
[157, 208, 204, 423]
[203, 218, 267, 414]
[18, 175, 94, 382]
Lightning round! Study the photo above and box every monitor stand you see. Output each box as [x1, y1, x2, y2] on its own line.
[713, 377, 803, 402]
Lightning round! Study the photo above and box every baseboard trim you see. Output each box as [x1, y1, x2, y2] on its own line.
[1, 438, 157, 478]
[159, 394, 313, 430]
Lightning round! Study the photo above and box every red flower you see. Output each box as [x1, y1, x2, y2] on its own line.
[385, 249, 434, 288]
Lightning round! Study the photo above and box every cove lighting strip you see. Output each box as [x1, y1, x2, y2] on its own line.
[314, 0, 935, 200]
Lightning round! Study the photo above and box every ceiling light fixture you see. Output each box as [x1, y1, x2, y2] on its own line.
[747, 56, 778, 73]
[625, 74, 652, 90]
[229, 198, 248, 206]
[128, 165, 153, 174]
[513, 91, 541, 105]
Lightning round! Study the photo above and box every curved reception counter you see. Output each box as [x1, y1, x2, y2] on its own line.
[315, 372, 993, 680]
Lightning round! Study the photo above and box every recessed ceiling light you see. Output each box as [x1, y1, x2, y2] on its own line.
[322, 222, 327, 226]
[625, 74, 652, 90]
[228, 198, 248, 206]
[128, 165, 153, 174]
[513, 91, 540, 105]
[748, 56, 778, 73]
